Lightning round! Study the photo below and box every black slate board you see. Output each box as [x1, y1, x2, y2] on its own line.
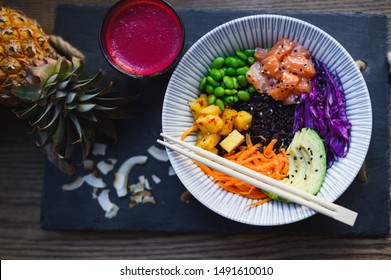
[41, 4, 390, 236]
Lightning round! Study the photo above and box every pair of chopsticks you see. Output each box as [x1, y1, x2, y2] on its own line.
[158, 133, 357, 226]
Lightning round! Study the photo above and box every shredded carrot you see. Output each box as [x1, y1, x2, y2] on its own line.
[194, 138, 289, 207]
[181, 124, 198, 140]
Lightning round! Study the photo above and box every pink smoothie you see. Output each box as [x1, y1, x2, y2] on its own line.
[101, 0, 184, 77]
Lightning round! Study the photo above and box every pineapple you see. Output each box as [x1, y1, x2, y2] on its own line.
[0, 6, 133, 176]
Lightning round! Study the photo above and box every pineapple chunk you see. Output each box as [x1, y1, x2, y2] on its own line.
[189, 94, 208, 120]
[220, 129, 245, 153]
[196, 133, 221, 151]
[196, 115, 224, 134]
[200, 104, 222, 116]
[234, 110, 252, 131]
[219, 108, 237, 136]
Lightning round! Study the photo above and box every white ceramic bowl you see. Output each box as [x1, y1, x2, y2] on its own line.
[162, 14, 372, 225]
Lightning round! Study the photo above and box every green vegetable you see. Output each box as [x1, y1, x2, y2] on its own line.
[224, 89, 237, 95]
[248, 85, 256, 93]
[215, 98, 225, 112]
[199, 77, 207, 91]
[223, 95, 236, 106]
[225, 67, 236, 76]
[236, 66, 249, 76]
[210, 57, 225, 69]
[207, 94, 216, 105]
[235, 50, 248, 61]
[206, 76, 220, 87]
[224, 56, 239, 68]
[205, 84, 214, 94]
[237, 75, 247, 87]
[244, 48, 255, 56]
[223, 76, 234, 89]
[237, 90, 251, 101]
[209, 68, 222, 81]
[231, 77, 239, 89]
[214, 86, 225, 97]
[247, 56, 255, 65]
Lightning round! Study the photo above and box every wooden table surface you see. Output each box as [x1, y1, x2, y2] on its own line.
[0, 0, 390, 260]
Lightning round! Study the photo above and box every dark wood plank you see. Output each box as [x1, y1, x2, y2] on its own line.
[0, 0, 390, 259]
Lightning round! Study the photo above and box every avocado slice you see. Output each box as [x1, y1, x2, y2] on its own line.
[265, 128, 327, 201]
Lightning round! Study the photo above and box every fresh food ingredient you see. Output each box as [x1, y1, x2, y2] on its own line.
[62, 176, 85, 191]
[83, 172, 106, 188]
[83, 159, 95, 170]
[184, 96, 252, 152]
[195, 137, 289, 206]
[128, 175, 156, 208]
[147, 145, 169, 162]
[266, 128, 326, 201]
[234, 93, 295, 149]
[97, 158, 117, 175]
[0, 6, 134, 176]
[113, 155, 148, 197]
[220, 129, 244, 153]
[168, 166, 176, 176]
[198, 49, 256, 110]
[97, 189, 119, 219]
[293, 58, 352, 167]
[92, 143, 108, 156]
[247, 37, 315, 104]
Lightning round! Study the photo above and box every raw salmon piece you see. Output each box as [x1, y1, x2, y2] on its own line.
[269, 37, 294, 60]
[246, 61, 269, 93]
[290, 41, 311, 58]
[282, 55, 316, 77]
[262, 53, 282, 77]
[267, 85, 292, 102]
[295, 77, 312, 93]
[254, 47, 268, 61]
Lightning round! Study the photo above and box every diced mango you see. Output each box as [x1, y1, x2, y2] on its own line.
[196, 133, 221, 151]
[219, 108, 237, 136]
[200, 104, 222, 116]
[189, 94, 208, 120]
[220, 129, 245, 153]
[196, 115, 224, 134]
[234, 110, 252, 131]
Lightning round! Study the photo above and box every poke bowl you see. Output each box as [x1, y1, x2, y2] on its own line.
[161, 14, 372, 226]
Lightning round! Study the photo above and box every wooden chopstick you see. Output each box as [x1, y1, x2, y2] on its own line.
[158, 133, 358, 226]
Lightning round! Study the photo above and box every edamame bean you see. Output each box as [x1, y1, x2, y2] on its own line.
[225, 67, 236, 76]
[205, 84, 214, 94]
[214, 86, 225, 97]
[224, 89, 237, 95]
[206, 76, 220, 87]
[244, 49, 255, 57]
[215, 98, 225, 112]
[223, 76, 234, 89]
[223, 95, 236, 106]
[232, 96, 239, 103]
[211, 57, 225, 69]
[232, 77, 239, 89]
[207, 94, 217, 104]
[235, 50, 248, 61]
[199, 77, 207, 91]
[209, 68, 222, 81]
[237, 75, 247, 87]
[224, 56, 239, 68]
[218, 69, 225, 77]
[237, 90, 251, 101]
[247, 56, 255, 65]
[248, 85, 256, 94]
[237, 59, 246, 67]
[236, 66, 249, 76]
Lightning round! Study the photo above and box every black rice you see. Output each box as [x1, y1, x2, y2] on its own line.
[233, 93, 296, 150]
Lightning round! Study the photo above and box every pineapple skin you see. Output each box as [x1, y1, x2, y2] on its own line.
[0, 6, 57, 105]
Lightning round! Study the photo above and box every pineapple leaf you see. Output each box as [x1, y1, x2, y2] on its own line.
[95, 94, 138, 106]
[69, 113, 83, 142]
[76, 104, 96, 112]
[30, 102, 53, 127]
[55, 91, 67, 99]
[78, 111, 98, 123]
[52, 116, 65, 150]
[93, 105, 116, 111]
[57, 80, 70, 90]
[66, 92, 77, 104]
[85, 81, 113, 96]
[39, 104, 61, 130]
[74, 70, 104, 89]
[77, 92, 101, 102]
[12, 84, 42, 101]
[13, 103, 40, 119]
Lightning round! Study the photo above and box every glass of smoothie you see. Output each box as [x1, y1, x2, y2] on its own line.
[100, 0, 185, 78]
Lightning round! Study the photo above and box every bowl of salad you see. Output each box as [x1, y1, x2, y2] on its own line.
[162, 14, 372, 225]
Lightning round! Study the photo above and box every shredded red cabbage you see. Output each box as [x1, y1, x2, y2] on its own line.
[293, 58, 352, 167]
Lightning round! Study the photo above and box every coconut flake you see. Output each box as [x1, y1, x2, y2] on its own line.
[62, 176, 85, 191]
[147, 145, 169, 162]
[97, 159, 117, 175]
[129, 182, 144, 193]
[92, 143, 107, 156]
[83, 159, 95, 171]
[168, 166, 176, 176]
[144, 178, 151, 190]
[142, 195, 156, 205]
[97, 189, 119, 219]
[151, 174, 161, 184]
[113, 155, 148, 197]
[83, 172, 106, 188]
